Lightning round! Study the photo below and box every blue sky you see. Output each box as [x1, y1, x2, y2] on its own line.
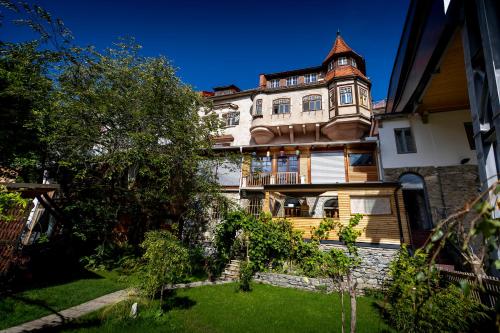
[2, 0, 409, 100]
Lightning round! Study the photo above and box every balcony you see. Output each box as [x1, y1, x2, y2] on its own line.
[241, 172, 300, 188]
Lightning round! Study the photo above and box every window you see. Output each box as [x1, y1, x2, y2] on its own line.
[350, 196, 391, 215]
[270, 79, 280, 88]
[251, 156, 272, 174]
[464, 122, 476, 150]
[328, 61, 334, 71]
[284, 198, 301, 217]
[351, 59, 357, 67]
[349, 153, 374, 166]
[359, 87, 369, 107]
[324, 198, 339, 218]
[329, 88, 335, 109]
[338, 57, 348, 66]
[302, 95, 322, 111]
[304, 73, 317, 84]
[223, 111, 240, 126]
[286, 76, 298, 86]
[339, 86, 353, 105]
[255, 99, 263, 115]
[394, 127, 417, 153]
[277, 155, 299, 172]
[272, 98, 291, 114]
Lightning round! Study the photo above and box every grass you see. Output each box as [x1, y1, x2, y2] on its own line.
[58, 283, 393, 333]
[0, 270, 127, 330]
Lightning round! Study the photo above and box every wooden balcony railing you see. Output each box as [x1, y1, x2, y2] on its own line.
[242, 172, 300, 187]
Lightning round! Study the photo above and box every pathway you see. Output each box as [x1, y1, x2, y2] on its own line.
[1, 279, 233, 333]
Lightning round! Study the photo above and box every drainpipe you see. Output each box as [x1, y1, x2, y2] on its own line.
[393, 187, 406, 245]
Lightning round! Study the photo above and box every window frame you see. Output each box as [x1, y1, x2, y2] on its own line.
[270, 79, 280, 88]
[348, 152, 375, 166]
[394, 127, 417, 154]
[304, 73, 317, 84]
[251, 156, 272, 174]
[277, 155, 299, 173]
[351, 59, 357, 67]
[255, 99, 263, 115]
[223, 111, 240, 127]
[286, 76, 298, 86]
[359, 87, 369, 107]
[338, 57, 348, 66]
[272, 98, 291, 115]
[323, 198, 339, 218]
[339, 86, 353, 105]
[302, 94, 322, 112]
[329, 88, 335, 110]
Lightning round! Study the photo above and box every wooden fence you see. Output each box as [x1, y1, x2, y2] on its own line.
[439, 269, 500, 308]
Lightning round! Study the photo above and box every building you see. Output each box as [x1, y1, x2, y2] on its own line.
[204, 34, 411, 288]
[376, 0, 499, 253]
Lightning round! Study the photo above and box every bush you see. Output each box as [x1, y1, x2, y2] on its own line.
[140, 230, 189, 302]
[238, 261, 254, 292]
[384, 245, 488, 332]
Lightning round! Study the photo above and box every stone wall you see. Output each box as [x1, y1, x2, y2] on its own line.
[254, 272, 338, 293]
[384, 165, 480, 224]
[255, 244, 399, 291]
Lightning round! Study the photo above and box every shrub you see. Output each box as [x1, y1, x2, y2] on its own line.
[384, 245, 488, 332]
[140, 230, 189, 302]
[238, 261, 254, 292]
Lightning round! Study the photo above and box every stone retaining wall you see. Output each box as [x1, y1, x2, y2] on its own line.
[255, 244, 399, 291]
[254, 272, 338, 293]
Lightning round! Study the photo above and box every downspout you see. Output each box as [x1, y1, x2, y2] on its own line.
[393, 187, 406, 245]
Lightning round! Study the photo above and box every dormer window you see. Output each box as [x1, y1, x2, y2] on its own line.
[273, 98, 291, 114]
[351, 59, 357, 68]
[286, 76, 298, 86]
[270, 79, 280, 88]
[304, 73, 317, 84]
[338, 57, 348, 66]
[328, 61, 334, 72]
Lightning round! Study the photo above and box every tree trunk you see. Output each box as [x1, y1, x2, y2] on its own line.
[348, 271, 357, 333]
[340, 281, 345, 333]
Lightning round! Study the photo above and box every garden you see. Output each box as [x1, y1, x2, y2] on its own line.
[0, 2, 499, 332]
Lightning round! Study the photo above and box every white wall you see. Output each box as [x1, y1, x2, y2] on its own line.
[379, 109, 477, 168]
[212, 95, 253, 146]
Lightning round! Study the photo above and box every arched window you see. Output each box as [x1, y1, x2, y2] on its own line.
[303, 95, 322, 111]
[272, 98, 291, 114]
[323, 198, 339, 218]
[399, 173, 425, 190]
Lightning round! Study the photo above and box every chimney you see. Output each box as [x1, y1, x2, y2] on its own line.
[259, 74, 267, 88]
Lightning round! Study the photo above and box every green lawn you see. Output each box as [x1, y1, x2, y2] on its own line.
[0, 270, 126, 330]
[60, 283, 392, 333]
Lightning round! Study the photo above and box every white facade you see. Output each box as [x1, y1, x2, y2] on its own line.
[379, 109, 477, 169]
[211, 95, 253, 146]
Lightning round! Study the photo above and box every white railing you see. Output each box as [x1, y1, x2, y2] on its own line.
[242, 172, 299, 187]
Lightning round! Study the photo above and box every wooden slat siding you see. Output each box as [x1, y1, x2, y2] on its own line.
[348, 166, 379, 182]
[439, 269, 500, 308]
[267, 185, 410, 246]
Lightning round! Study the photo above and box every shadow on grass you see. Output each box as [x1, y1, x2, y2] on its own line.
[30, 317, 102, 333]
[162, 295, 196, 312]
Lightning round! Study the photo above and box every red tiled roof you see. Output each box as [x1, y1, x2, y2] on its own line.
[324, 34, 355, 62]
[325, 65, 368, 81]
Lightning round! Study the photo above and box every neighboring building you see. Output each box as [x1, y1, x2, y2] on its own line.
[376, 0, 499, 252]
[203, 34, 411, 287]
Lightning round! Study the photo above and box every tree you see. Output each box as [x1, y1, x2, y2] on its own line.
[45, 40, 224, 252]
[322, 214, 362, 333]
[0, 41, 56, 182]
[140, 230, 189, 304]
